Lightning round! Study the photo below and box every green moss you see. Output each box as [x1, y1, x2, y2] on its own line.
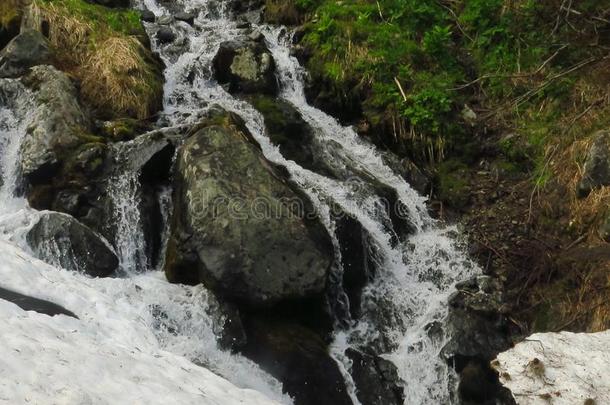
[294, 0, 606, 168]
[39, 0, 144, 36]
[74, 130, 105, 144]
[249, 96, 288, 131]
[435, 159, 470, 209]
[100, 118, 147, 141]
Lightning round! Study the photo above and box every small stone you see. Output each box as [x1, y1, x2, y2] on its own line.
[577, 130, 610, 198]
[248, 31, 264, 42]
[157, 15, 174, 25]
[140, 10, 156, 23]
[175, 11, 196, 25]
[156, 27, 176, 44]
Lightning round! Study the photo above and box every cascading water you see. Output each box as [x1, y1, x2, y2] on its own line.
[109, 145, 150, 274]
[135, 1, 479, 403]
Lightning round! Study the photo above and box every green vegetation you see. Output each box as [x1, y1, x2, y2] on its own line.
[294, 0, 608, 168]
[38, 0, 143, 36]
[31, 0, 162, 119]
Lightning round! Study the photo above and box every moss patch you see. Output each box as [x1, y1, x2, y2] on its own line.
[436, 159, 470, 210]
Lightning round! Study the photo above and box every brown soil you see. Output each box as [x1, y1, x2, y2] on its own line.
[434, 156, 610, 336]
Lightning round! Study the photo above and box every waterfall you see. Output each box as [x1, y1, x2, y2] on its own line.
[109, 145, 149, 274]
[134, 1, 479, 403]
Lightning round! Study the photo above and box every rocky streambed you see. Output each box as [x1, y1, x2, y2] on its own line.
[2, 0, 608, 404]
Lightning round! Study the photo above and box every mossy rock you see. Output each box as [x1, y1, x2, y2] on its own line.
[98, 118, 151, 142]
[435, 159, 471, 209]
[248, 95, 315, 161]
[165, 109, 334, 307]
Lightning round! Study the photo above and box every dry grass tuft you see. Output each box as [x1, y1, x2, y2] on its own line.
[27, 0, 162, 120]
[80, 36, 162, 120]
[29, 1, 91, 67]
[553, 134, 610, 241]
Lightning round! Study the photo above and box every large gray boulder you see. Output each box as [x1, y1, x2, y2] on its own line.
[577, 130, 610, 198]
[19, 65, 91, 180]
[27, 212, 119, 277]
[164, 110, 333, 306]
[212, 37, 278, 95]
[0, 29, 51, 78]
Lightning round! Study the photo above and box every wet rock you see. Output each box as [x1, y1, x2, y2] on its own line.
[345, 348, 405, 405]
[241, 316, 352, 405]
[17, 66, 114, 236]
[140, 10, 156, 23]
[138, 138, 176, 268]
[444, 276, 512, 360]
[164, 109, 334, 307]
[459, 359, 515, 405]
[443, 276, 515, 405]
[175, 11, 196, 25]
[247, 94, 417, 246]
[27, 212, 118, 277]
[0, 287, 77, 318]
[228, 0, 265, 24]
[381, 151, 431, 196]
[332, 210, 376, 319]
[212, 39, 278, 95]
[577, 130, 610, 198]
[0, 29, 52, 78]
[156, 15, 174, 25]
[156, 27, 176, 44]
[247, 95, 337, 177]
[19, 65, 90, 181]
[98, 127, 183, 263]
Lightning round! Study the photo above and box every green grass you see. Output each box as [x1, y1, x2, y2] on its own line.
[293, 0, 608, 168]
[39, 0, 143, 36]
